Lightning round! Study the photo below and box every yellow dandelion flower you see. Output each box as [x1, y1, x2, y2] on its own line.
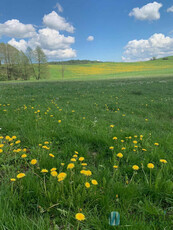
[41, 169, 48, 173]
[44, 141, 49, 144]
[110, 125, 115, 128]
[0, 144, 4, 148]
[91, 179, 98, 185]
[154, 143, 159, 146]
[49, 153, 55, 158]
[21, 154, 27, 158]
[75, 213, 85, 221]
[142, 149, 147, 151]
[121, 140, 124, 143]
[10, 178, 16, 182]
[113, 137, 117, 140]
[5, 136, 10, 140]
[117, 153, 123, 158]
[113, 165, 118, 169]
[160, 159, 167, 164]
[17, 173, 25, 179]
[67, 163, 75, 169]
[0, 149, 3, 153]
[51, 168, 57, 171]
[85, 182, 90, 188]
[58, 120, 61, 123]
[30, 159, 37, 165]
[74, 151, 79, 154]
[71, 158, 76, 162]
[132, 165, 139, 171]
[61, 163, 65, 166]
[51, 171, 58, 177]
[81, 163, 87, 166]
[109, 146, 114, 150]
[57, 172, 67, 182]
[79, 157, 85, 161]
[147, 163, 154, 169]
[133, 140, 137, 144]
[73, 154, 78, 158]
[121, 147, 126, 150]
[15, 140, 21, 144]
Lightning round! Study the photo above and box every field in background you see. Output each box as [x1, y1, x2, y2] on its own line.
[0, 76, 173, 229]
[49, 57, 173, 80]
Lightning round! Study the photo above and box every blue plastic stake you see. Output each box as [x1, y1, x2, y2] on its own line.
[109, 211, 120, 226]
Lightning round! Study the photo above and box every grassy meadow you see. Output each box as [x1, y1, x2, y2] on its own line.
[48, 57, 173, 80]
[0, 75, 173, 229]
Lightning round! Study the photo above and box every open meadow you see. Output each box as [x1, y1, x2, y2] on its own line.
[0, 75, 173, 229]
[48, 57, 173, 81]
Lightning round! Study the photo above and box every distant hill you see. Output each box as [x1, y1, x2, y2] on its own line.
[48, 60, 103, 65]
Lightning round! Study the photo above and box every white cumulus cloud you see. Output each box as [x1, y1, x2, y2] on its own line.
[43, 48, 76, 59]
[8, 38, 28, 52]
[55, 3, 63, 13]
[43, 11, 74, 33]
[167, 6, 173, 13]
[129, 2, 162, 21]
[87, 36, 94, 41]
[0, 19, 36, 38]
[122, 33, 173, 62]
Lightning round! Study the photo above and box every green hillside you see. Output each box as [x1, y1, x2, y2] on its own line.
[48, 57, 173, 81]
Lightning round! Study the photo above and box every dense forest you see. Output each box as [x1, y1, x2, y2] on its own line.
[0, 43, 48, 81]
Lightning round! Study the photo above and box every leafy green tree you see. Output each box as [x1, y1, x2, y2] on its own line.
[34, 46, 48, 80]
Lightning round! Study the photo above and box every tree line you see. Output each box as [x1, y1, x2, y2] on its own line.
[0, 43, 48, 81]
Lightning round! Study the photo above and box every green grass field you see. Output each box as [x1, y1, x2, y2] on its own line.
[48, 57, 173, 80]
[0, 75, 173, 229]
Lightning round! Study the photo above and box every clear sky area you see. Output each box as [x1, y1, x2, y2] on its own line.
[0, 0, 173, 62]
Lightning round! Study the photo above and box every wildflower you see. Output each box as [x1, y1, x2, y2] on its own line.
[160, 159, 167, 164]
[15, 140, 21, 144]
[10, 178, 16, 182]
[133, 140, 137, 144]
[85, 182, 90, 188]
[113, 137, 117, 140]
[67, 163, 75, 169]
[23, 148, 27, 152]
[109, 146, 114, 150]
[51, 171, 58, 177]
[154, 143, 159, 146]
[21, 154, 27, 158]
[0, 144, 4, 148]
[57, 172, 67, 182]
[110, 125, 115, 128]
[91, 179, 98, 185]
[121, 140, 124, 143]
[75, 213, 85, 221]
[41, 169, 48, 173]
[5, 136, 10, 140]
[79, 157, 84, 161]
[81, 163, 87, 166]
[74, 151, 79, 154]
[132, 165, 139, 171]
[30, 159, 37, 165]
[121, 147, 126, 150]
[51, 168, 57, 171]
[145, 119, 148, 122]
[49, 153, 55, 158]
[38, 144, 42, 146]
[142, 149, 147, 151]
[44, 141, 49, 144]
[61, 163, 65, 166]
[113, 165, 118, 169]
[58, 120, 61, 123]
[17, 173, 25, 179]
[0, 149, 3, 153]
[71, 158, 76, 162]
[80, 170, 92, 176]
[117, 153, 123, 158]
[73, 154, 78, 158]
[147, 163, 154, 169]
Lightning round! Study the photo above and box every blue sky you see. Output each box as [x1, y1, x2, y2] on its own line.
[0, 0, 173, 61]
